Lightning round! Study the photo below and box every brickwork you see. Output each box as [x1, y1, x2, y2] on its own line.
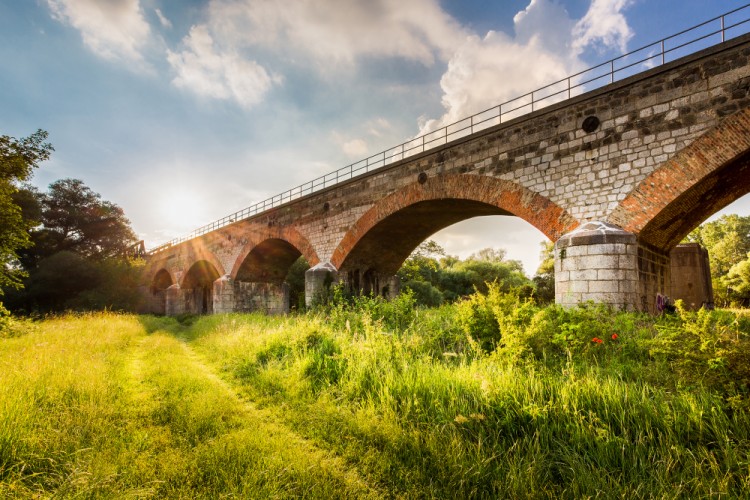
[140, 34, 750, 315]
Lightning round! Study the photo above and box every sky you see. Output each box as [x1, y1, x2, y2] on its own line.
[2, 0, 750, 276]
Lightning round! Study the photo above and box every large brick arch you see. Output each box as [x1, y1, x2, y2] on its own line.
[331, 173, 578, 274]
[230, 227, 319, 281]
[609, 107, 750, 251]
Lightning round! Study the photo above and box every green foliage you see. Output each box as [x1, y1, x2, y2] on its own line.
[284, 256, 309, 311]
[0, 130, 53, 299]
[686, 214, 750, 306]
[398, 241, 535, 306]
[532, 240, 555, 304]
[8, 178, 141, 314]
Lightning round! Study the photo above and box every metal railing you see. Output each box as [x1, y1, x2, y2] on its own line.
[148, 3, 750, 255]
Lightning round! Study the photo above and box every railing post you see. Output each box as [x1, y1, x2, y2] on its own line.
[661, 40, 665, 65]
[610, 60, 614, 83]
[567, 77, 571, 99]
[422, 134, 425, 153]
[721, 15, 725, 43]
[470, 115, 474, 135]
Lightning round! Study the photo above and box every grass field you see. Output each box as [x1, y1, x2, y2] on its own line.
[1, 293, 750, 498]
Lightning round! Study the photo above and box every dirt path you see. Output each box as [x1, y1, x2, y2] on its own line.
[126, 330, 384, 498]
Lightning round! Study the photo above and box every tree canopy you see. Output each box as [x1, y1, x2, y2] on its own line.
[685, 214, 750, 306]
[17, 178, 137, 268]
[397, 240, 539, 306]
[7, 178, 141, 313]
[0, 130, 53, 297]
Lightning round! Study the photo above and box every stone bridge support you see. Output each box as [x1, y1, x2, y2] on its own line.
[214, 275, 291, 315]
[555, 222, 670, 314]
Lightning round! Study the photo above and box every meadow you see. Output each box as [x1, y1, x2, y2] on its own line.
[1, 288, 750, 498]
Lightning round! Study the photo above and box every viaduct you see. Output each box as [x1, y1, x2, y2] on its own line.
[139, 24, 750, 316]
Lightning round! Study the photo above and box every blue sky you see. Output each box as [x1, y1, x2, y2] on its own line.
[2, 0, 750, 275]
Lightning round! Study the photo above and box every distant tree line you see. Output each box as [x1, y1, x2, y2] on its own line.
[396, 240, 555, 307]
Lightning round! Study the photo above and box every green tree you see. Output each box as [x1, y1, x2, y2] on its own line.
[7, 178, 140, 313]
[20, 178, 137, 266]
[532, 241, 555, 304]
[0, 130, 53, 298]
[686, 215, 750, 305]
[726, 253, 750, 304]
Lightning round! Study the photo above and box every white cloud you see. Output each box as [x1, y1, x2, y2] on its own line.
[167, 25, 281, 109]
[417, 0, 634, 136]
[155, 8, 172, 29]
[205, 0, 468, 67]
[573, 0, 633, 54]
[46, 0, 151, 64]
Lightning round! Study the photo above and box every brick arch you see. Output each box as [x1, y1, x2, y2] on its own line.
[230, 227, 319, 280]
[609, 107, 750, 251]
[150, 268, 173, 291]
[331, 173, 578, 273]
[178, 247, 226, 288]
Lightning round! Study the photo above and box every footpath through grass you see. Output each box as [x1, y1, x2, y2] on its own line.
[2, 290, 750, 497]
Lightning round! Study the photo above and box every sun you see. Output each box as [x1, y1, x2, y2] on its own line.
[156, 189, 209, 232]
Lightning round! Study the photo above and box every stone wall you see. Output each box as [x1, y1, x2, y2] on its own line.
[555, 222, 639, 310]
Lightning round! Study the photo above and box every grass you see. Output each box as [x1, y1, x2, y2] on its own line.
[1, 295, 750, 498]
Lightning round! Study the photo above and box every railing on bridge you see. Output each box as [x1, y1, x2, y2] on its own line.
[148, 3, 750, 255]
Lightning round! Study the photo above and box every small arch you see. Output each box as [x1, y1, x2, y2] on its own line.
[147, 268, 173, 315]
[181, 260, 222, 314]
[150, 269, 173, 292]
[609, 107, 750, 251]
[331, 173, 578, 274]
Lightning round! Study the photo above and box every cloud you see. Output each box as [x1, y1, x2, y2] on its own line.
[155, 8, 172, 29]
[46, 0, 152, 64]
[573, 0, 633, 54]
[166, 25, 281, 109]
[417, 0, 634, 136]
[205, 0, 468, 67]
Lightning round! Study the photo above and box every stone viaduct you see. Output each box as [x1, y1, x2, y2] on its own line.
[140, 32, 750, 316]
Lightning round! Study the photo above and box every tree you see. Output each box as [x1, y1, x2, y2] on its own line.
[18, 178, 137, 268]
[0, 130, 53, 297]
[685, 215, 750, 306]
[726, 253, 750, 305]
[7, 178, 140, 313]
[532, 241, 555, 303]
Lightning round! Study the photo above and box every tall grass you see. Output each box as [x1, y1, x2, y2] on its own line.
[2, 294, 750, 497]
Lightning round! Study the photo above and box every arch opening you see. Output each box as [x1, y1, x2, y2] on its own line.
[148, 269, 173, 315]
[232, 238, 311, 313]
[182, 260, 221, 314]
[341, 199, 510, 279]
[337, 198, 552, 299]
[235, 238, 303, 283]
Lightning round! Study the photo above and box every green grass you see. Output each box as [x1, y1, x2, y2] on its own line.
[2, 297, 750, 498]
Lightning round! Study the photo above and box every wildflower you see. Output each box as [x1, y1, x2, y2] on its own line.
[591, 337, 604, 344]
[611, 333, 619, 340]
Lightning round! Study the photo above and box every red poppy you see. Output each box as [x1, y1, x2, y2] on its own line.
[591, 337, 603, 344]
[611, 334, 619, 340]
